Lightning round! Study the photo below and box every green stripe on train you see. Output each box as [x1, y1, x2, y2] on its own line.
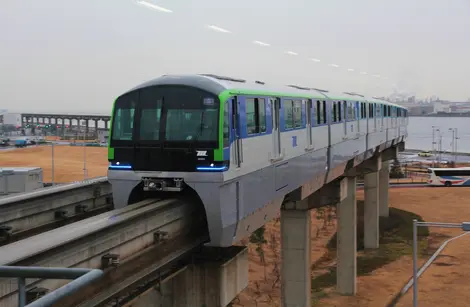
[107, 98, 117, 160]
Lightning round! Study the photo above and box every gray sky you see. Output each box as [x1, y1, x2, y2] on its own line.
[1, 0, 469, 114]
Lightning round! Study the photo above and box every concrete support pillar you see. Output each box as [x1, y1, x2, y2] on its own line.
[94, 120, 99, 139]
[379, 161, 390, 217]
[281, 205, 311, 307]
[337, 176, 357, 295]
[364, 171, 379, 249]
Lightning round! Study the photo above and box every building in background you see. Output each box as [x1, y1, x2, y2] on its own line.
[0, 112, 22, 127]
[97, 129, 109, 144]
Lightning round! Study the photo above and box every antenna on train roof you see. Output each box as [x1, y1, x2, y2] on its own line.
[287, 84, 311, 91]
[343, 91, 365, 98]
[199, 74, 246, 83]
[255, 80, 265, 85]
[310, 87, 329, 93]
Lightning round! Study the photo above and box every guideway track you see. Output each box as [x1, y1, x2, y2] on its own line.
[0, 197, 205, 307]
[0, 177, 112, 244]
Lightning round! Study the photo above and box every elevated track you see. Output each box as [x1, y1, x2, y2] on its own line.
[0, 177, 112, 244]
[0, 197, 208, 307]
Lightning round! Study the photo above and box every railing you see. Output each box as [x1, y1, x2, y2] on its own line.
[0, 266, 103, 307]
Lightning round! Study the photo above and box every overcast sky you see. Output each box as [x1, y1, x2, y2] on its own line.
[1, 0, 469, 114]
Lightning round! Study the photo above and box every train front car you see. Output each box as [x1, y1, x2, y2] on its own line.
[107, 75, 228, 240]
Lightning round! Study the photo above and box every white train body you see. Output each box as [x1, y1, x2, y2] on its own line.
[107, 74, 408, 247]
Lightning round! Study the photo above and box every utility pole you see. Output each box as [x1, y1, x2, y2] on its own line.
[431, 126, 439, 167]
[51, 142, 55, 186]
[438, 134, 442, 166]
[83, 129, 88, 180]
[449, 128, 459, 164]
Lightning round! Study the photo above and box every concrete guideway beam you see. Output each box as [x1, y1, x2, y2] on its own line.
[286, 177, 348, 208]
[337, 176, 357, 295]
[381, 146, 399, 162]
[280, 206, 312, 307]
[344, 155, 382, 177]
[379, 160, 390, 217]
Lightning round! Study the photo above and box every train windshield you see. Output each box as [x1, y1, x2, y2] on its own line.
[111, 86, 219, 147]
[111, 91, 137, 143]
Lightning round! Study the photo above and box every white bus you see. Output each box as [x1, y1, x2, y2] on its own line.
[427, 167, 470, 187]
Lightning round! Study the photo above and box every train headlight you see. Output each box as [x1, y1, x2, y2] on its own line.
[148, 181, 157, 189]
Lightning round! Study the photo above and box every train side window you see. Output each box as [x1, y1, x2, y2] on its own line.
[322, 101, 327, 124]
[223, 100, 230, 147]
[293, 100, 302, 128]
[338, 101, 342, 121]
[348, 101, 355, 120]
[258, 98, 267, 132]
[332, 101, 338, 122]
[316, 100, 321, 125]
[283, 99, 294, 129]
[246, 98, 266, 135]
[246, 98, 257, 134]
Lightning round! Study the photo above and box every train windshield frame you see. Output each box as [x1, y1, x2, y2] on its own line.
[110, 85, 220, 149]
[110, 91, 137, 147]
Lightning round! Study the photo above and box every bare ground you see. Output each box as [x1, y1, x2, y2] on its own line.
[0, 145, 108, 182]
[233, 187, 470, 307]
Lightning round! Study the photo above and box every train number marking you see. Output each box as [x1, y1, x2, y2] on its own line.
[196, 151, 208, 157]
[292, 136, 297, 148]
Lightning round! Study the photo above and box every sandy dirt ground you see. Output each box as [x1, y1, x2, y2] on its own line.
[0, 145, 108, 182]
[234, 187, 470, 307]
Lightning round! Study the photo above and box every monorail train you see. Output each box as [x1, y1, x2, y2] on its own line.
[107, 74, 408, 247]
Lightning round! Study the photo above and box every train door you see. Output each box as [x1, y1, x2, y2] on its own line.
[231, 97, 242, 167]
[305, 99, 312, 148]
[271, 97, 281, 159]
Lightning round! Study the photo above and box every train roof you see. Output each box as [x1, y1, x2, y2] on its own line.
[125, 74, 406, 108]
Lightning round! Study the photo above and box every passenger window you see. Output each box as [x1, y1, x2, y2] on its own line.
[332, 102, 338, 122]
[246, 98, 267, 134]
[338, 101, 342, 121]
[258, 98, 266, 132]
[293, 100, 302, 128]
[316, 100, 321, 125]
[223, 101, 229, 147]
[283, 100, 294, 129]
[322, 101, 326, 124]
[348, 102, 355, 120]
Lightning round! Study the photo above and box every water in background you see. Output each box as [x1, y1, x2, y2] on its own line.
[407, 117, 470, 153]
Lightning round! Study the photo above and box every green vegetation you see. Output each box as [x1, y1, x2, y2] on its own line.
[311, 200, 429, 294]
[390, 158, 405, 178]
